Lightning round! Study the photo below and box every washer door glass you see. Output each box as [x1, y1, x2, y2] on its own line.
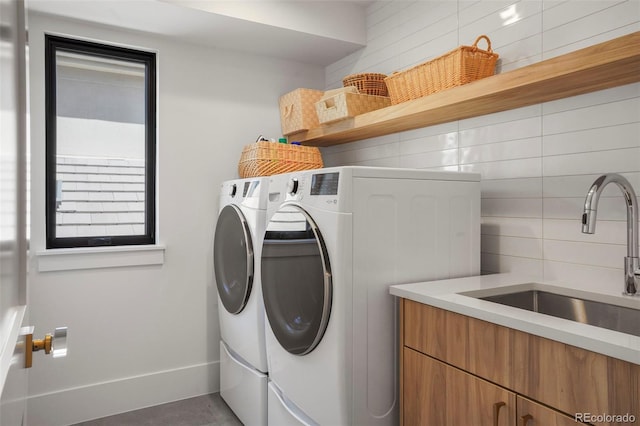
[214, 204, 254, 314]
[261, 204, 332, 355]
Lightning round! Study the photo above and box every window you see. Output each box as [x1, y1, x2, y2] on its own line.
[45, 35, 156, 248]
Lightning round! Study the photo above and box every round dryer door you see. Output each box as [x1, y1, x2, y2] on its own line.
[214, 204, 254, 314]
[261, 204, 332, 355]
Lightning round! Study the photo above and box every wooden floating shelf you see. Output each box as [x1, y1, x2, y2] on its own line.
[292, 31, 640, 147]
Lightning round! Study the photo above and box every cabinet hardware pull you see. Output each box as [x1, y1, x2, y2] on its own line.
[520, 414, 533, 426]
[493, 401, 506, 426]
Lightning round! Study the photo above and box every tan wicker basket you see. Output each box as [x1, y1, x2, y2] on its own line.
[279, 88, 324, 136]
[238, 141, 323, 178]
[384, 35, 499, 105]
[342, 73, 389, 97]
[316, 91, 391, 124]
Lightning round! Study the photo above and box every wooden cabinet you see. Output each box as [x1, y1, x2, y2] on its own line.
[400, 299, 640, 426]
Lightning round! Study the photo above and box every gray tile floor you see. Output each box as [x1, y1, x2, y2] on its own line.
[71, 393, 243, 426]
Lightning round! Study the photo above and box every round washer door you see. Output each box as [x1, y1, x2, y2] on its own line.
[261, 204, 332, 355]
[214, 204, 254, 314]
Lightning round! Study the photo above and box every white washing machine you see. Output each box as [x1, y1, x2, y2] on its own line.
[214, 177, 270, 426]
[260, 166, 481, 426]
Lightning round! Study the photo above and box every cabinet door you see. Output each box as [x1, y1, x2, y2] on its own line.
[517, 397, 580, 426]
[403, 347, 515, 426]
[513, 330, 640, 420]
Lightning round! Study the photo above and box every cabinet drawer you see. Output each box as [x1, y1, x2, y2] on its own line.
[403, 299, 513, 387]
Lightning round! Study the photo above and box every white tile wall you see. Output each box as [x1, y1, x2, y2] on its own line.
[323, 0, 640, 291]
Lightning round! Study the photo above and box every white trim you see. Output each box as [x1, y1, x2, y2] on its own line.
[27, 361, 219, 426]
[36, 244, 165, 272]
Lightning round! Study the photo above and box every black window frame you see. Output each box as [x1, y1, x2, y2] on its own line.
[45, 35, 156, 249]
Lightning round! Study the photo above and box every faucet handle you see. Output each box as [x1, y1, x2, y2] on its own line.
[624, 257, 639, 295]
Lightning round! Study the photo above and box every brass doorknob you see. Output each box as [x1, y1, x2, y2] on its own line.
[25, 327, 68, 368]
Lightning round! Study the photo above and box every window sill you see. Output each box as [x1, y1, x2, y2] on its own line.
[36, 244, 165, 272]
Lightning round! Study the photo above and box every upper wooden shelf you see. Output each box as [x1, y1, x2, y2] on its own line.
[295, 31, 640, 147]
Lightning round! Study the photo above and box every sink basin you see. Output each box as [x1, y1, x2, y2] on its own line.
[475, 289, 640, 337]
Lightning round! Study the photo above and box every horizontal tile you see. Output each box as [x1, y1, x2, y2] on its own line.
[544, 22, 640, 59]
[543, 239, 625, 269]
[543, 218, 627, 244]
[542, 0, 628, 32]
[320, 134, 398, 155]
[461, 2, 543, 55]
[481, 216, 543, 239]
[543, 97, 639, 135]
[543, 196, 640, 221]
[351, 156, 400, 168]
[399, 121, 459, 143]
[481, 177, 542, 199]
[460, 137, 541, 164]
[394, 28, 459, 70]
[542, 259, 621, 293]
[542, 148, 640, 176]
[542, 82, 640, 115]
[461, 157, 542, 179]
[542, 1, 640, 54]
[458, 0, 519, 28]
[400, 148, 458, 169]
[482, 197, 543, 218]
[399, 131, 458, 156]
[494, 34, 543, 72]
[542, 123, 640, 156]
[481, 252, 544, 277]
[459, 105, 541, 131]
[459, 116, 541, 147]
[543, 173, 640, 197]
[482, 234, 543, 258]
[323, 140, 399, 164]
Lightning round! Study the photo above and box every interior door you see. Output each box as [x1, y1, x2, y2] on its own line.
[0, 0, 29, 423]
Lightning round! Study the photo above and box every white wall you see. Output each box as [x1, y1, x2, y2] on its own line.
[26, 12, 324, 426]
[323, 0, 640, 294]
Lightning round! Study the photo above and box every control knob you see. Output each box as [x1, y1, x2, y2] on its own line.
[288, 178, 299, 195]
[229, 183, 237, 197]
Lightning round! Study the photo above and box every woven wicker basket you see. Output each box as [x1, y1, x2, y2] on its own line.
[316, 91, 391, 124]
[279, 88, 324, 135]
[238, 141, 323, 178]
[342, 73, 389, 97]
[385, 35, 499, 105]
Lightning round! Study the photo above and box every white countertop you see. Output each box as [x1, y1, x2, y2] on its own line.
[390, 273, 640, 365]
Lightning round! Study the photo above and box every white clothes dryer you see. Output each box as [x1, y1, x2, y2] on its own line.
[260, 166, 481, 426]
[214, 177, 270, 426]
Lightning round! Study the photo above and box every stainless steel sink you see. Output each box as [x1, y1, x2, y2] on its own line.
[478, 290, 640, 337]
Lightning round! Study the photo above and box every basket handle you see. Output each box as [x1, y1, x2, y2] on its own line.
[283, 104, 294, 118]
[320, 98, 337, 111]
[472, 35, 492, 52]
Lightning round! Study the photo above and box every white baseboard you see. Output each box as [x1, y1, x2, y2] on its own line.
[26, 361, 220, 426]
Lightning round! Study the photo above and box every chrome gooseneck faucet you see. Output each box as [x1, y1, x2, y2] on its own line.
[582, 173, 639, 295]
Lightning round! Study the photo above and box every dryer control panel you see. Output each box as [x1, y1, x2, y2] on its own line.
[310, 172, 339, 195]
[280, 171, 343, 212]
